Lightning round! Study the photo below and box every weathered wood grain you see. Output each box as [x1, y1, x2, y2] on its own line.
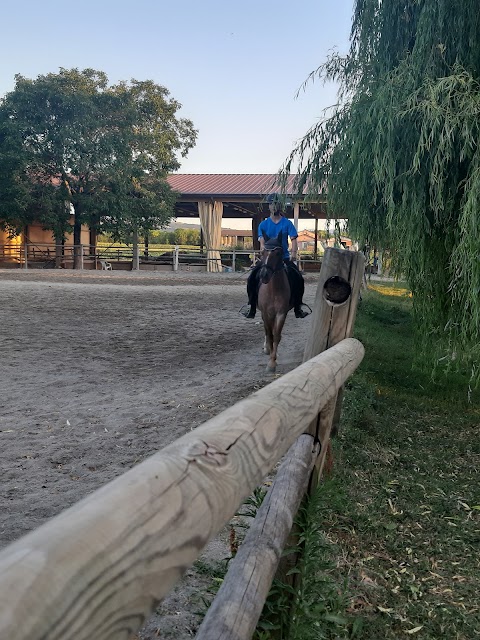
[304, 248, 365, 363]
[196, 434, 319, 640]
[0, 338, 364, 640]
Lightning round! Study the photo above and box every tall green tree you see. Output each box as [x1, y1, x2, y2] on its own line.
[283, 0, 480, 382]
[0, 68, 197, 262]
[174, 228, 189, 245]
[186, 229, 201, 245]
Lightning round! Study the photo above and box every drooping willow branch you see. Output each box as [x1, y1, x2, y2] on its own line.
[280, 0, 480, 384]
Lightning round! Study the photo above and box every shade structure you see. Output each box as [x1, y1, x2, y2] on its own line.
[198, 200, 223, 272]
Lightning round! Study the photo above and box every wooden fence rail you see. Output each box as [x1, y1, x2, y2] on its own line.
[0, 338, 363, 640]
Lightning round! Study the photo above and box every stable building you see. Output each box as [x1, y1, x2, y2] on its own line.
[167, 174, 326, 271]
[0, 174, 326, 270]
[0, 218, 91, 268]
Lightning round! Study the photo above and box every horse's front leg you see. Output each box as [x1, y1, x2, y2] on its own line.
[268, 313, 287, 373]
[263, 335, 270, 354]
[263, 318, 274, 360]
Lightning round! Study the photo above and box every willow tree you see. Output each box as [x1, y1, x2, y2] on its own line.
[283, 0, 480, 382]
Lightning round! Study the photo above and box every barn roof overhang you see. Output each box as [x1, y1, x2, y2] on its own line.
[167, 174, 327, 219]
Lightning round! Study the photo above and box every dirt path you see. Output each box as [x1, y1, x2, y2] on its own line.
[0, 269, 318, 638]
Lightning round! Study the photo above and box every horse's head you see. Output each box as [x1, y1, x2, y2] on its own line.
[259, 231, 284, 283]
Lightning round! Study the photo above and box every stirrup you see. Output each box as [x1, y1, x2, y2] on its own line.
[294, 303, 312, 319]
[239, 304, 256, 319]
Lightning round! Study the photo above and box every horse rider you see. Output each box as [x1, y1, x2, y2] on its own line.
[240, 193, 311, 319]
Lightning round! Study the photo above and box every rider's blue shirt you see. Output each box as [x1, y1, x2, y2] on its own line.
[258, 216, 298, 259]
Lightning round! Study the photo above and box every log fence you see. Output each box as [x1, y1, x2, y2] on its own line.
[197, 248, 365, 639]
[0, 248, 364, 640]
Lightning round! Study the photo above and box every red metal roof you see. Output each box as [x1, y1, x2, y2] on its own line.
[167, 174, 297, 197]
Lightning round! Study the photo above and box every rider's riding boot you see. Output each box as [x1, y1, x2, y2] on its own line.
[294, 303, 312, 319]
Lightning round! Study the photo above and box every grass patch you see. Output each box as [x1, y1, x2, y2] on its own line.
[291, 281, 480, 639]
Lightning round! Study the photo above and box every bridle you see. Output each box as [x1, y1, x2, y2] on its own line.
[260, 260, 285, 275]
[260, 246, 285, 277]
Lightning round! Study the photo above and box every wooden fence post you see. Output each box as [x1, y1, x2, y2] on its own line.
[303, 248, 365, 487]
[269, 248, 365, 638]
[194, 249, 365, 640]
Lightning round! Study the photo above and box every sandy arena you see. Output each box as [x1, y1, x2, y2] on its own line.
[0, 268, 318, 638]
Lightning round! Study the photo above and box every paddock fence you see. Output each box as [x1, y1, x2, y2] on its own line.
[0, 248, 364, 640]
[0, 243, 258, 272]
[0, 243, 324, 273]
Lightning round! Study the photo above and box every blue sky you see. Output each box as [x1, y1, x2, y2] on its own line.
[1, 0, 353, 172]
[1, 0, 354, 228]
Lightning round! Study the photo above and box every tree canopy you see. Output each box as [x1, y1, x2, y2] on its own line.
[0, 68, 197, 242]
[283, 0, 480, 384]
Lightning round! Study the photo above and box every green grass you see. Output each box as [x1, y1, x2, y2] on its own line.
[287, 282, 480, 639]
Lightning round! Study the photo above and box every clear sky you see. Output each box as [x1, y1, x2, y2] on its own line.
[0, 0, 354, 228]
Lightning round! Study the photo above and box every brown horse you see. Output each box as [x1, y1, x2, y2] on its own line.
[257, 231, 292, 372]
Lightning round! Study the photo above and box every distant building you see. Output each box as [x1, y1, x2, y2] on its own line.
[297, 230, 324, 252]
[221, 228, 253, 248]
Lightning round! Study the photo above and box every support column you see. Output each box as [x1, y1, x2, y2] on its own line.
[252, 211, 264, 250]
[293, 202, 300, 230]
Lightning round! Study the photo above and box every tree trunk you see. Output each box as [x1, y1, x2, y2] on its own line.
[55, 233, 65, 269]
[89, 226, 97, 257]
[73, 209, 82, 270]
[132, 228, 140, 270]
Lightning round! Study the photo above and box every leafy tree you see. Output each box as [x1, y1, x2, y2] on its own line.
[97, 79, 196, 242]
[148, 230, 162, 244]
[174, 228, 189, 245]
[0, 84, 68, 238]
[186, 229, 201, 245]
[283, 0, 480, 382]
[0, 68, 197, 263]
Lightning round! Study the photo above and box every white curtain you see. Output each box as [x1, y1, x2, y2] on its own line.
[198, 200, 223, 272]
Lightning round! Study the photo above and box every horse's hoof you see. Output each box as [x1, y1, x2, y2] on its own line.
[266, 365, 276, 373]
